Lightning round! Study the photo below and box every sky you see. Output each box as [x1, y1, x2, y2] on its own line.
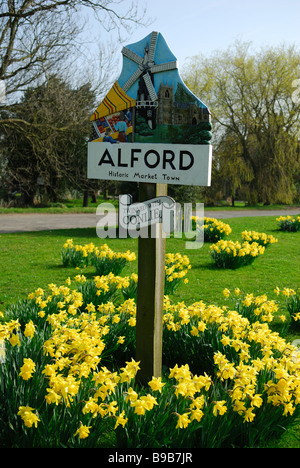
[109, 0, 300, 73]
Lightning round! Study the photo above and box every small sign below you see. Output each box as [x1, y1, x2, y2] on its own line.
[119, 194, 175, 232]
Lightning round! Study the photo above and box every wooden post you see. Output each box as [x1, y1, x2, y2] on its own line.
[136, 182, 167, 385]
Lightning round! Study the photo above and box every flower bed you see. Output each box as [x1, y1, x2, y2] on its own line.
[221, 287, 291, 336]
[192, 216, 232, 242]
[241, 230, 278, 247]
[62, 240, 136, 275]
[164, 252, 191, 294]
[276, 215, 300, 232]
[275, 287, 300, 329]
[63, 242, 191, 299]
[210, 240, 265, 269]
[1, 263, 300, 448]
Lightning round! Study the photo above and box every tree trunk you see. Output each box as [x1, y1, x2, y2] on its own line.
[83, 190, 89, 207]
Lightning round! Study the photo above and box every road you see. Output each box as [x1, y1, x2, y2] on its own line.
[0, 208, 299, 234]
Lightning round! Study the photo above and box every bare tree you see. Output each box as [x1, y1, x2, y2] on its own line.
[0, 1, 149, 205]
[0, 0, 147, 100]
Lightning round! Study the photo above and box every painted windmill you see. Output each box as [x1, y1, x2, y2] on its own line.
[90, 31, 211, 142]
[121, 31, 178, 103]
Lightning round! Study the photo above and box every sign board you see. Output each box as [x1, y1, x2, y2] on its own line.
[88, 142, 212, 186]
[88, 30, 212, 187]
[87, 31, 213, 384]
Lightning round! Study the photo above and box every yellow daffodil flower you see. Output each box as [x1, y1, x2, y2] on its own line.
[75, 424, 92, 439]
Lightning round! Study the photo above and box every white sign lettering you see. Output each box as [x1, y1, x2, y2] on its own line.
[87, 142, 212, 186]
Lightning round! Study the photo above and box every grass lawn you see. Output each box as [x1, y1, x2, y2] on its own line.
[0, 197, 119, 214]
[0, 215, 299, 313]
[0, 214, 299, 447]
[0, 198, 298, 214]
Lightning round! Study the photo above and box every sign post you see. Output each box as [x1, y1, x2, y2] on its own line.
[87, 31, 212, 385]
[135, 182, 167, 383]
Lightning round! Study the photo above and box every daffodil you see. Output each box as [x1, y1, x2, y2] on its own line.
[24, 320, 36, 339]
[75, 424, 92, 439]
[19, 358, 36, 380]
[115, 411, 128, 429]
[9, 333, 20, 347]
[45, 388, 62, 405]
[175, 412, 190, 429]
[131, 399, 147, 415]
[82, 397, 99, 417]
[140, 394, 158, 410]
[243, 408, 256, 422]
[190, 408, 204, 422]
[18, 406, 40, 428]
[125, 387, 138, 403]
[223, 288, 230, 298]
[148, 376, 166, 393]
[213, 401, 227, 416]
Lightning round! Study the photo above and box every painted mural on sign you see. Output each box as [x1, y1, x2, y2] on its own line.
[90, 32, 212, 145]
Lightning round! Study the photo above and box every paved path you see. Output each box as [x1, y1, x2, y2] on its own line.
[0, 208, 299, 234]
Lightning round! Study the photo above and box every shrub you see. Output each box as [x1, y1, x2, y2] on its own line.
[275, 287, 300, 330]
[276, 216, 300, 232]
[192, 216, 232, 242]
[164, 252, 191, 295]
[210, 240, 265, 269]
[241, 230, 278, 247]
[61, 240, 136, 275]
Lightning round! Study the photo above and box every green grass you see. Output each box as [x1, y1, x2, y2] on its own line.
[0, 197, 119, 214]
[0, 197, 298, 214]
[0, 216, 299, 312]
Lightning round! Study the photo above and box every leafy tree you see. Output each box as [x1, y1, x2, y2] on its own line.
[1, 76, 95, 204]
[183, 41, 300, 204]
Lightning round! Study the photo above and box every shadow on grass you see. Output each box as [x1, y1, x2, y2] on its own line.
[191, 261, 219, 271]
[26, 228, 139, 245]
[44, 262, 97, 279]
[44, 263, 66, 270]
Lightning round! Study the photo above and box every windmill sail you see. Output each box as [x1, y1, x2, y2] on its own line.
[150, 61, 177, 74]
[119, 31, 178, 98]
[122, 68, 143, 93]
[143, 73, 158, 101]
[148, 31, 159, 63]
[121, 47, 144, 66]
